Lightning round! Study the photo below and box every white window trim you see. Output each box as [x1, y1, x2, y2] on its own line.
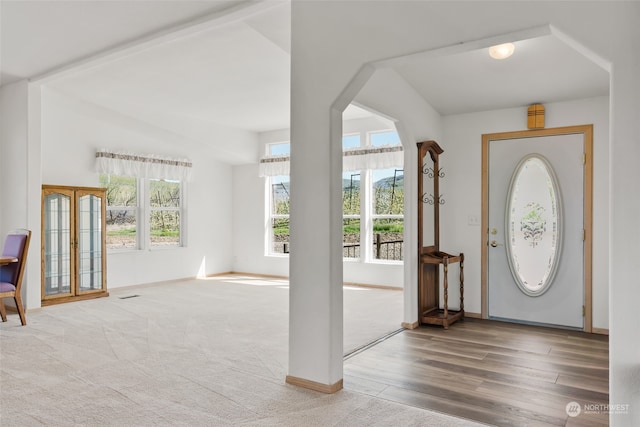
[263, 130, 403, 263]
[265, 142, 291, 257]
[103, 175, 186, 252]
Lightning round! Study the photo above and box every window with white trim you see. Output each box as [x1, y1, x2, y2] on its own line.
[148, 178, 182, 247]
[342, 133, 362, 259]
[343, 130, 404, 262]
[99, 174, 184, 250]
[100, 174, 138, 250]
[267, 143, 290, 255]
[261, 130, 403, 262]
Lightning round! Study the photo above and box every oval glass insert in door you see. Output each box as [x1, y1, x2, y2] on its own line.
[505, 154, 562, 296]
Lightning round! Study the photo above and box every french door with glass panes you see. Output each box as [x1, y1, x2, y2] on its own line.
[41, 185, 108, 305]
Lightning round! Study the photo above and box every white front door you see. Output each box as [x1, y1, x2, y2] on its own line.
[488, 133, 585, 329]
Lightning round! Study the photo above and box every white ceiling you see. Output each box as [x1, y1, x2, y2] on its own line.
[0, 1, 247, 85]
[1, 1, 610, 162]
[47, 3, 292, 133]
[395, 35, 609, 116]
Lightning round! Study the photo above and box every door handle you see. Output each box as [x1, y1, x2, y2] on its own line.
[490, 240, 503, 247]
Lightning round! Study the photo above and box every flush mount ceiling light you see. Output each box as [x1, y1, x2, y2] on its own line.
[489, 43, 515, 59]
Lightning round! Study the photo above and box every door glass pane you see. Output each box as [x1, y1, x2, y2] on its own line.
[506, 154, 562, 296]
[44, 193, 72, 296]
[78, 194, 103, 292]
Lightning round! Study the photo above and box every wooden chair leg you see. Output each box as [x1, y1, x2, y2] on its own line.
[14, 295, 26, 326]
[0, 299, 7, 322]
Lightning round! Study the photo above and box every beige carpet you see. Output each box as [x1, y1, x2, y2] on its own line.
[0, 274, 482, 426]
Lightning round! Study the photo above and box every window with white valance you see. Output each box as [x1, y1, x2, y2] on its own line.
[95, 150, 190, 250]
[263, 130, 404, 262]
[258, 145, 402, 177]
[95, 150, 193, 182]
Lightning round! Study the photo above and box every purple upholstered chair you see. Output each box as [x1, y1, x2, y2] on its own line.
[0, 229, 31, 326]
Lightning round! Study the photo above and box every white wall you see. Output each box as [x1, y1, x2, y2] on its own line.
[441, 96, 609, 328]
[40, 88, 239, 288]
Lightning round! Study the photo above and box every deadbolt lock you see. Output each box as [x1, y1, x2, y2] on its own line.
[490, 228, 498, 235]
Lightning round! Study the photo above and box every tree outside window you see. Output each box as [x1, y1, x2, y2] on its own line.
[100, 174, 183, 250]
[372, 168, 404, 260]
[265, 130, 403, 262]
[268, 143, 290, 254]
[149, 179, 181, 247]
[100, 174, 138, 250]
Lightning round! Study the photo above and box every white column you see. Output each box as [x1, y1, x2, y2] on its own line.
[609, 57, 640, 426]
[287, 99, 344, 390]
[0, 80, 42, 310]
[0, 81, 29, 237]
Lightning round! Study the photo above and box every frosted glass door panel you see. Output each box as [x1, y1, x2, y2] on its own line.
[44, 192, 73, 296]
[78, 194, 103, 292]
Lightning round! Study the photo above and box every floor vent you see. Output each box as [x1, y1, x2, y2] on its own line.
[343, 327, 405, 360]
[119, 295, 141, 299]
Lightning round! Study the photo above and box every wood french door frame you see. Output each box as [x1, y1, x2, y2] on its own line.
[481, 125, 593, 332]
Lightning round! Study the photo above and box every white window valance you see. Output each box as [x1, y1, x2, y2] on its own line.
[259, 155, 290, 177]
[95, 150, 193, 182]
[259, 145, 403, 177]
[342, 145, 403, 172]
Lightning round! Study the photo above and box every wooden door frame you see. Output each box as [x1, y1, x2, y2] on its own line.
[481, 125, 593, 332]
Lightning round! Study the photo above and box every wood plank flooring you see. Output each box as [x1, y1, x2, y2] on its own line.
[344, 318, 609, 426]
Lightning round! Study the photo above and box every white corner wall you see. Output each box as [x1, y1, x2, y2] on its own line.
[40, 88, 240, 288]
[441, 96, 610, 328]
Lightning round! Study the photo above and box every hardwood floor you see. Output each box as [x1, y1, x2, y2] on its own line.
[344, 318, 609, 426]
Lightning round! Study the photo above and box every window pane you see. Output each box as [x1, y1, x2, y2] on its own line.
[342, 134, 360, 149]
[343, 217, 360, 259]
[342, 172, 360, 215]
[100, 174, 137, 207]
[271, 176, 290, 215]
[372, 218, 404, 261]
[269, 143, 290, 156]
[271, 217, 290, 254]
[100, 174, 138, 250]
[269, 173, 290, 255]
[373, 168, 404, 215]
[105, 209, 136, 250]
[150, 179, 180, 208]
[150, 210, 180, 246]
[370, 130, 400, 146]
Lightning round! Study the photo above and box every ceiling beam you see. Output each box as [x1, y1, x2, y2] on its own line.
[30, 0, 287, 86]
